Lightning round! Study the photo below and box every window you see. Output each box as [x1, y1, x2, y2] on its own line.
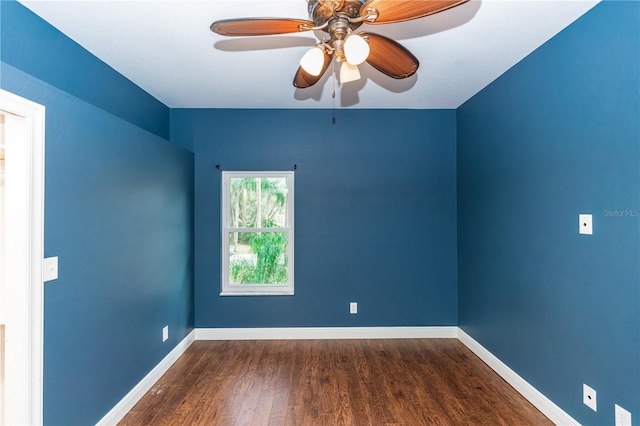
[221, 171, 294, 295]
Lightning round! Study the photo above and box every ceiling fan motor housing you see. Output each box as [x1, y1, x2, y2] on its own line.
[308, 0, 367, 61]
[308, 0, 366, 30]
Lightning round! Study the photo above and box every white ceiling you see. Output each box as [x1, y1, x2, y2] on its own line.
[18, 0, 600, 109]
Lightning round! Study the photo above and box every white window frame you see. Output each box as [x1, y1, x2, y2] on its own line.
[221, 171, 294, 296]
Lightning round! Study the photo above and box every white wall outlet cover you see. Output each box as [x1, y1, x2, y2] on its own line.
[350, 302, 357, 314]
[579, 214, 593, 235]
[583, 383, 597, 411]
[43, 256, 59, 282]
[162, 326, 169, 342]
[615, 404, 632, 426]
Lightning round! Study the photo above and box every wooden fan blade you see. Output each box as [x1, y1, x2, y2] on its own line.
[211, 18, 315, 36]
[362, 32, 419, 79]
[361, 0, 469, 24]
[293, 51, 333, 88]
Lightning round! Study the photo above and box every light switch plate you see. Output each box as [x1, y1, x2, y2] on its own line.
[615, 404, 632, 426]
[579, 214, 593, 235]
[43, 256, 58, 282]
[583, 383, 597, 411]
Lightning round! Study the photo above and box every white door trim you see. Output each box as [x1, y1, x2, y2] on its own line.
[1, 89, 45, 426]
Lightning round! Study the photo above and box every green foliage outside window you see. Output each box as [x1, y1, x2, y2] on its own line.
[230, 233, 288, 284]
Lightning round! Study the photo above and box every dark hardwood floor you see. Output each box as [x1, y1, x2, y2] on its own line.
[119, 339, 553, 425]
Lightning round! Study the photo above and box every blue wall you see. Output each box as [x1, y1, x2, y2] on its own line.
[1, 2, 194, 425]
[0, 0, 169, 139]
[172, 109, 458, 328]
[2, 0, 638, 424]
[457, 2, 639, 425]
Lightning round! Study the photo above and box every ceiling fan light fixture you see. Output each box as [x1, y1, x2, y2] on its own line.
[343, 34, 370, 65]
[210, 0, 471, 89]
[340, 61, 361, 83]
[300, 46, 326, 76]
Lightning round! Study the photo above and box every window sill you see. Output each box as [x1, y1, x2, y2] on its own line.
[220, 290, 294, 297]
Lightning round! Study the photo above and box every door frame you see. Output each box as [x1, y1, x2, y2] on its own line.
[0, 88, 45, 425]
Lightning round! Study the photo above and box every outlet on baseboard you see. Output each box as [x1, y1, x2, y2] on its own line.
[583, 384, 597, 411]
[350, 302, 357, 314]
[615, 404, 632, 426]
[162, 326, 169, 342]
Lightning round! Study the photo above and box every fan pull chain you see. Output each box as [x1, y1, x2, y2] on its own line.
[332, 59, 336, 100]
[332, 60, 337, 124]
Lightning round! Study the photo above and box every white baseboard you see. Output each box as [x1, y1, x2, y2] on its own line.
[95, 330, 196, 426]
[195, 326, 458, 340]
[457, 328, 578, 426]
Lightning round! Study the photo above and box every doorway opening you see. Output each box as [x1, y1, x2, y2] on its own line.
[0, 89, 45, 425]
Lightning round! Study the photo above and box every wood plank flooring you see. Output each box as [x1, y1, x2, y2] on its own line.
[119, 339, 553, 426]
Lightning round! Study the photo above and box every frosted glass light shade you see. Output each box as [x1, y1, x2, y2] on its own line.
[300, 47, 325, 76]
[344, 34, 370, 65]
[340, 62, 361, 83]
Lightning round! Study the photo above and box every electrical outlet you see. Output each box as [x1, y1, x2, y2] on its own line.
[615, 404, 632, 426]
[583, 384, 597, 411]
[579, 214, 593, 235]
[162, 326, 169, 342]
[350, 302, 357, 314]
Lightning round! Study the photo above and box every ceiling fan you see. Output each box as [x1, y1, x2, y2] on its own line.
[211, 0, 469, 88]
